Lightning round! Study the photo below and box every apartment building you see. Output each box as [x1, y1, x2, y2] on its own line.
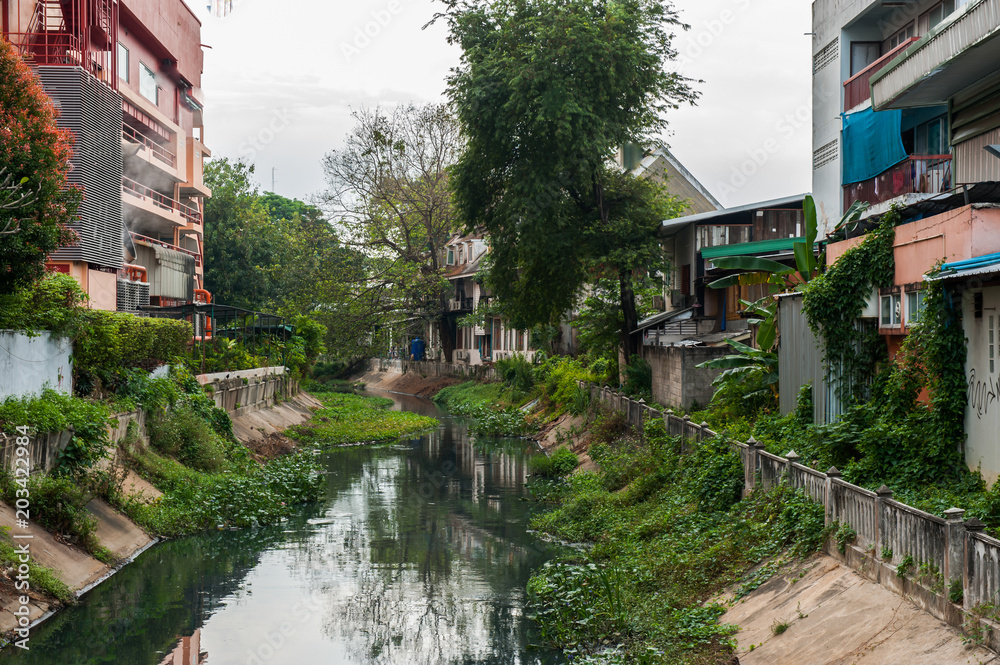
[811, 0, 975, 231]
[3, 0, 211, 311]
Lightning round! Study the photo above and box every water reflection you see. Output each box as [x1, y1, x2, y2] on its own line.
[1, 392, 563, 665]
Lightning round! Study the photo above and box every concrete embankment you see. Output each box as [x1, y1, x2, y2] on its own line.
[0, 391, 320, 637]
[721, 554, 998, 664]
[357, 366, 462, 397]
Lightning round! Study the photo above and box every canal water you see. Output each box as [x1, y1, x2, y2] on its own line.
[2, 391, 565, 664]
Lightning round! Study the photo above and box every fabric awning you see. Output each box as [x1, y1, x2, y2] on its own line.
[701, 237, 804, 260]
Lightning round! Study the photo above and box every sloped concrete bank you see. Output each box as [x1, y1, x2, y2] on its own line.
[0, 391, 320, 641]
[720, 554, 998, 664]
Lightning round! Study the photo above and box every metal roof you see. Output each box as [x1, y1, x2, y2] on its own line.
[663, 193, 808, 227]
[926, 252, 1000, 281]
[633, 307, 693, 332]
[701, 237, 804, 260]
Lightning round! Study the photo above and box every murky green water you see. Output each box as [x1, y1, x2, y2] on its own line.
[2, 392, 564, 664]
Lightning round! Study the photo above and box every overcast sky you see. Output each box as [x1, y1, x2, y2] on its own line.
[197, 0, 812, 209]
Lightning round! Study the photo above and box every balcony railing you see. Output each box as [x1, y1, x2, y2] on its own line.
[844, 38, 919, 112]
[843, 155, 952, 211]
[122, 177, 202, 225]
[130, 232, 202, 267]
[447, 297, 474, 312]
[122, 123, 176, 168]
[696, 225, 752, 252]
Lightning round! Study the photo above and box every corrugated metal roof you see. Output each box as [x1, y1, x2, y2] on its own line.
[666, 194, 808, 227]
[872, 0, 1000, 110]
[701, 237, 804, 259]
[926, 252, 1000, 281]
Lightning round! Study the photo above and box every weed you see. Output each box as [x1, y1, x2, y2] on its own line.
[949, 577, 964, 604]
[771, 619, 791, 635]
[881, 546, 893, 561]
[834, 522, 857, 554]
[897, 554, 915, 578]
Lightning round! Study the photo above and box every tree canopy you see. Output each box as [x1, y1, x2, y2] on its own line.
[0, 38, 80, 294]
[321, 104, 462, 358]
[439, 0, 697, 358]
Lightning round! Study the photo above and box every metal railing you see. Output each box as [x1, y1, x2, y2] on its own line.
[130, 231, 202, 267]
[122, 124, 176, 168]
[843, 155, 952, 211]
[122, 177, 202, 225]
[843, 38, 919, 112]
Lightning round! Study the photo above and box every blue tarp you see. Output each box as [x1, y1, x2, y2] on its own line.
[841, 107, 908, 185]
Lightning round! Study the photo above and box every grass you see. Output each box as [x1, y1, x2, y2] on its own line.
[434, 381, 536, 437]
[286, 392, 438, 446]
[526, 418, 827, 664]
[0, 537, 73, 604]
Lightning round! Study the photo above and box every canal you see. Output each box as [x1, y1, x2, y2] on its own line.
[2, 391, 565, 664]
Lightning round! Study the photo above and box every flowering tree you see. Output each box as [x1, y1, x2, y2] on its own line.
[0, 38, 80, 294]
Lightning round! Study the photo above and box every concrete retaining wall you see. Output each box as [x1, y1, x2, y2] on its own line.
[0, 330, 73, 399]
[588, 382, 1000, 650]
[640, 344, 727, 411]
[370, 358, 498, 382]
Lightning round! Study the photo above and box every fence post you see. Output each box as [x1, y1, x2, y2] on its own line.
[825, 466, 842, 526]
[784, 450, 799, 486]
[944, 507, 966, 587]
[700, 422, 710, 443]
[746, 436, 760, 491]
[875, 485, 892, 560]
[965, 517, 986, 610]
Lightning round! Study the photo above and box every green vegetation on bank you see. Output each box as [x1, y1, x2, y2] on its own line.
[287, 392, 438, 446]
[527, 416, 826, 664]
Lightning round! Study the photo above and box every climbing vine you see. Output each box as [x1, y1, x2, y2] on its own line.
[803, 212, 897, 403]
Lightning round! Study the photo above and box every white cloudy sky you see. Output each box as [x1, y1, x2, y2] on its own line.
[196, 0, 812, 208]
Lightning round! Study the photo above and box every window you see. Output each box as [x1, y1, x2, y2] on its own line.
[906, 290, 925, 324]
[446, 248, 454, 265]
[885, 23, 916, 51]
[990, 315, 995, 374]
[881, 293, 901, 327]
[139, 63, 158, 104]
[458, 246, 465, 264]
[117, 43, 129, 82]
[920, 1, 955, 33]
[850, 42, 881, 76]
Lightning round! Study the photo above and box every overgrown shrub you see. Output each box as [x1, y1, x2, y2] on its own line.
[148, 401, 228, 472]
[622, 354, 652, 400]
[496, 353, 536, 393]
[530, 448, 579, 478]
[0, 389, 113, 474]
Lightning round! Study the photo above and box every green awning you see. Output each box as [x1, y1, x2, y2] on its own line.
[701, 237, 804, 260]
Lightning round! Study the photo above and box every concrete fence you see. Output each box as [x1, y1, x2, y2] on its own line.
[0, 368, 299, 474]
[586, 381, 1000, 646]
[370, 358, 498, 382]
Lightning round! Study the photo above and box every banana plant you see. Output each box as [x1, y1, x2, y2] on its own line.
[697, 338, 779, 402]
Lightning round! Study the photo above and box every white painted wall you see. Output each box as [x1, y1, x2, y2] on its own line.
[0, 331, 73, 400]
[965, 285, 1000, 485]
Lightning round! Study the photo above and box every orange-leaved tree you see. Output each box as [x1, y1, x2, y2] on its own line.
[0, 37, 80, 294]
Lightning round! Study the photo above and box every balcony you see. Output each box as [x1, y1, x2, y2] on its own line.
[122, 123, 175, 169]
[130, 232, 202, 267]
[843, 155, 952, 212]
[844, 38, 918, 113]
[696, 225, 752, 252]
[873, 0, 1000, 111]
[122, 177, 202, 238]
[448, 297, 474, 312]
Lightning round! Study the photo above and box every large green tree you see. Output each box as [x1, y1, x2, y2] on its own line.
[0, 38, 80, 294]
[439, 0, 698, 360]
[321, 104, 461, 360]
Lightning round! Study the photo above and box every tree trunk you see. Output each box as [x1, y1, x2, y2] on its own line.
[619, 269, 639, 363]
[438, 315, 455, 363]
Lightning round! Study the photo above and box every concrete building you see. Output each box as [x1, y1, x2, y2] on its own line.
[3, 0, 211, 311]
[811, 0, 974, 233]
[437, 231, 535, 366]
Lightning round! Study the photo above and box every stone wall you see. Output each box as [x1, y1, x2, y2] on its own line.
[640, 344, 728, 410]
[370, 358, 498, 382]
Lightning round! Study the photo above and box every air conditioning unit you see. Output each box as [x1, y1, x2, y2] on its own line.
[670, 290, 684, 308]
[860, 288, 879, 318]
[652, 295, 666, 312]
